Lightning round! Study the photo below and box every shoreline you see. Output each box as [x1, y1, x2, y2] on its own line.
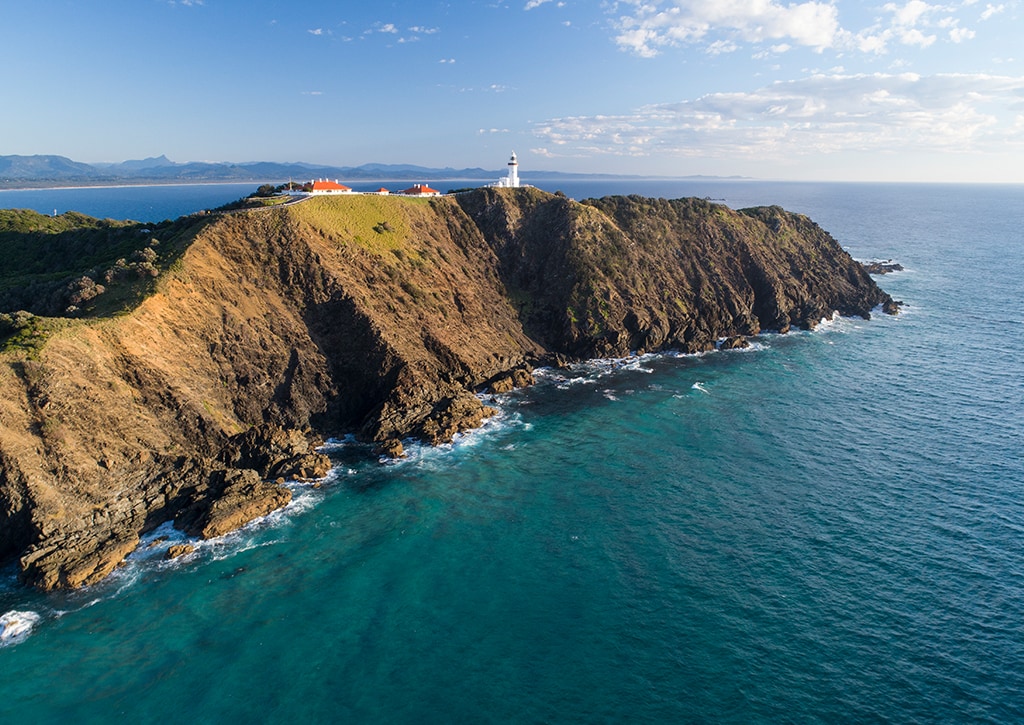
[0, 180, 273, 193]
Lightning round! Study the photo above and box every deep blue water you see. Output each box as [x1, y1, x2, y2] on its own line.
[2, 181, 1024, 722]
[0, 183, 262, 223]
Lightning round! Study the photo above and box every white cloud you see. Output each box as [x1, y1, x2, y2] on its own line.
[883, 0, 934, 27]
[308, 28, 324, 36]
[614, 1, 842, 56]
[899, 27, 937, 46]
[614, 0, 985, 57]
[377, 23, 399, 34]
[525, 0, 553, 8]
[409, 26, 440, 34]
[949, 26, 976, 42]
[707, 39, 739, 55]
[439, 58, 456, 64]
[532, 73, 1024, 160]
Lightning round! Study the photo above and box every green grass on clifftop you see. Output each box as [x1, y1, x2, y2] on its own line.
[291, 195, 432, 257]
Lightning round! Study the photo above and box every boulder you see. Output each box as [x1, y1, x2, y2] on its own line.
[174, 468, 292, 540]
[20, 531, 140, 591]
[219, 424, 331, 481]
[374, 439, 405, 459]
[719, 336, 750, 350]
[861, 260, 904, 274]
[165, 543, 195, 560]
[487, 365, 536, 393]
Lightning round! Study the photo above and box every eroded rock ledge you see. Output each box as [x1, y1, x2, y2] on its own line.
[0, 188, 897, 589]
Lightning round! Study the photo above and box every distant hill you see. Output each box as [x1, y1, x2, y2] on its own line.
[101, 154, 177, 172]
[0, 154, 103, 182]
[0, 154, 746, 188]
[0, 154, 513, 187]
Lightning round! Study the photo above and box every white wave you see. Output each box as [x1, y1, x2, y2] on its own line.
[692, 382, 710, 394]
[0, 610, 41, 647]
[384, 408, 524, 470]
[537, 354, 662, 390]
[729, 340, 767, 353]
[816, 311, 841, 329]
[619, 359, 655, 373]
[554, 375, 596, 389]
[205, 536, 285, 563]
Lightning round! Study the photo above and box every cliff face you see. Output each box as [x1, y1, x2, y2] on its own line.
[0, 188, 895, 589]
[457, 189, 894, 357]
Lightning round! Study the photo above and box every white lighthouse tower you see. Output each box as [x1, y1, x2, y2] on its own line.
[506, 151, 519, 188]
[493, 151, 521, 188]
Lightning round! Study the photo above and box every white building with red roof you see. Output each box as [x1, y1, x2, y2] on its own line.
[310, 179, 353, 194]
[400, 183, 441, 197]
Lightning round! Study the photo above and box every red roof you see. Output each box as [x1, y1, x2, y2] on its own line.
[311, 179, 351, 191]
[401, 184, 440, 195]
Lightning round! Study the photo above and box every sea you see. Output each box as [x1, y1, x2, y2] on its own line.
[1, 179, 1023, 723]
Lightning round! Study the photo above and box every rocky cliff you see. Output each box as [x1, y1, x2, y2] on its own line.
[0, 188, 896, 589]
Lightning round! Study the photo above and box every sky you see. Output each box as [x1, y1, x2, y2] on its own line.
[2, 0, 1023, 182]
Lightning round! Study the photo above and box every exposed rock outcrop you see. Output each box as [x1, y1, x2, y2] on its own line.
[0, 188, 897, 589]
[862, 259, 904, 274]
[719, 336, 750, 351]
[165, 543, 194, 560]
[174, 468, 292, 540]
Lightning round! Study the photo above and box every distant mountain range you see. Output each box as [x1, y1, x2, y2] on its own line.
[0, 154, 746, 188]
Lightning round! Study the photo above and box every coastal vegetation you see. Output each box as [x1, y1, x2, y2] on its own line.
[0, 209, 206, 323]
[0, 188, 897, 591]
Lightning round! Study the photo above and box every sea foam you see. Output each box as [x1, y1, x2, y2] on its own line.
[0, 610, 41, 647]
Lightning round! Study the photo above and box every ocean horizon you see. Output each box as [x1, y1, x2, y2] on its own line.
[2, 180, 1023, 722]
[3, 177, 1022, 226]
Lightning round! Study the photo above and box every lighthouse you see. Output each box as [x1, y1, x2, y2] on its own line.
[493, 151, 522, 188]
[507, 151, 519, 188]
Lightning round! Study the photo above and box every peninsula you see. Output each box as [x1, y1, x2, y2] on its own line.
[0, 187, 897, 590]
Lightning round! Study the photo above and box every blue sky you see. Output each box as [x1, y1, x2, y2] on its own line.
[2, 0, 1022, 181]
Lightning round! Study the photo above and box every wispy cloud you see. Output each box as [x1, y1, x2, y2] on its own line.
[533, 73, 1024, 159]
[525, 0, 564, 8]
[980, 3, 1006, 20]
[308, 28, 324, 36]
[458, 83, 514, 93]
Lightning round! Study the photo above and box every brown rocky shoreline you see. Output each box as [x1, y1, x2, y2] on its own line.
[0, 188, 898, 590]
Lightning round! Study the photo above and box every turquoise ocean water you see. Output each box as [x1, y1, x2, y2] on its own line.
[1, 181, 1023, 722]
